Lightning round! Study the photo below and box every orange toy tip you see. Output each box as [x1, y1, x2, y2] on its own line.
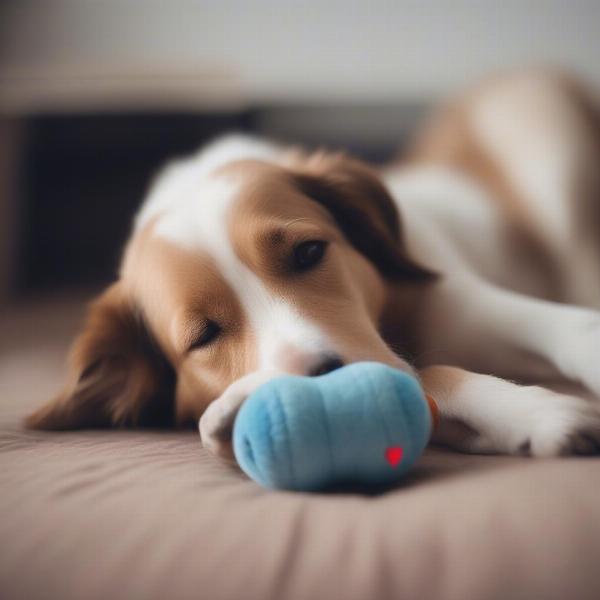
[426, 394, 439, 431]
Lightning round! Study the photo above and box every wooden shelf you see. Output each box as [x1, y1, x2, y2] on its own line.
[0, 63, 245, 115]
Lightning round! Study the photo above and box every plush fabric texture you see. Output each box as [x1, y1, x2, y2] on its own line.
[234, 363, 432, 490]
[2, 295, 600, 600]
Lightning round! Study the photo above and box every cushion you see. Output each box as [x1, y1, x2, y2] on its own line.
[2, 295, 600, 600]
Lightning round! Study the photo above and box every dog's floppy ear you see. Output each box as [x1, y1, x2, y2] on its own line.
[25, 283, 175, 430]
[291, 151, 435, 281]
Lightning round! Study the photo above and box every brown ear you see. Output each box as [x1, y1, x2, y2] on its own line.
[25, 283, 175, 430]
[291, 151, 435, 281]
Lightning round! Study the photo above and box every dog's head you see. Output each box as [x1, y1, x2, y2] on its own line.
[26, 142, 433, 430]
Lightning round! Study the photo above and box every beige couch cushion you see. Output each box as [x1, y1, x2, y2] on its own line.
[2, 295, 600, 600]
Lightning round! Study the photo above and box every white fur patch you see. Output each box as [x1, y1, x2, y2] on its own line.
[384, 165, 506, 279]
[136, 134, 281, 230]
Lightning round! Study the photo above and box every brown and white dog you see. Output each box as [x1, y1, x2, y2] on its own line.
[27, 69, 600, 460]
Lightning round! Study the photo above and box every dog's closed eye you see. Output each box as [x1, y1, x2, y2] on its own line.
[188, 320, 222, 352]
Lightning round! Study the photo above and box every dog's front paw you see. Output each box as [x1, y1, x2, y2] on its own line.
[199, 370, 282, 462]
[520, 393, 600, 457]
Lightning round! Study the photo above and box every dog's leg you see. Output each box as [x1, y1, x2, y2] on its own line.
[420, 273, 600, 398]
[421, 365, 600, 456]
[468, 70, 600, 308]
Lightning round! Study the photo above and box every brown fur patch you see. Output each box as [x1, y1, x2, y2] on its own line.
[25, 282, 175, 429]
[122, 222, 257, 424]
[290, 151, 436, 281]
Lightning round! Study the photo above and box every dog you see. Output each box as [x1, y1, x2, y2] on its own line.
[27, 68, 600, 461]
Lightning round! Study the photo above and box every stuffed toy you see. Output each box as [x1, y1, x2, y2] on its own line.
[233, 362, 438, 491]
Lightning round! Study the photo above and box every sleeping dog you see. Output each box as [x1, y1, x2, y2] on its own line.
[27, 69, 600, 460]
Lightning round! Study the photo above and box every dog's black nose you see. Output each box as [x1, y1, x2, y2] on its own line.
[309, 355, 345, 377]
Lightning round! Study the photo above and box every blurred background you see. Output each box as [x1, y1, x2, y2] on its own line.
[1, 0, 600, 304]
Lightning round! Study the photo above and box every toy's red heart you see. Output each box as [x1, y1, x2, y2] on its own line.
[385, 446, 403, 467]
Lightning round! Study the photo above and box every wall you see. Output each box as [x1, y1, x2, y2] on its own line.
[1, 0, 600, 104]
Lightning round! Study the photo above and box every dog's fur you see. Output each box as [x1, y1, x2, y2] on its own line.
[27, 68, 600, 460]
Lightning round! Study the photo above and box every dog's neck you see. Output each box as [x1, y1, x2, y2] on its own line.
[379, 280, 434, 367]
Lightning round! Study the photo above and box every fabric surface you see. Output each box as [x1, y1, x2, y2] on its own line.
[2, 294, 600, 600]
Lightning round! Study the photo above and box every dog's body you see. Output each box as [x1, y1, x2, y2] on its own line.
[27, 69, 600, 460]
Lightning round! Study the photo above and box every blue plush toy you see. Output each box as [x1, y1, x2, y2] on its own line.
[233, 362, 438, 491]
